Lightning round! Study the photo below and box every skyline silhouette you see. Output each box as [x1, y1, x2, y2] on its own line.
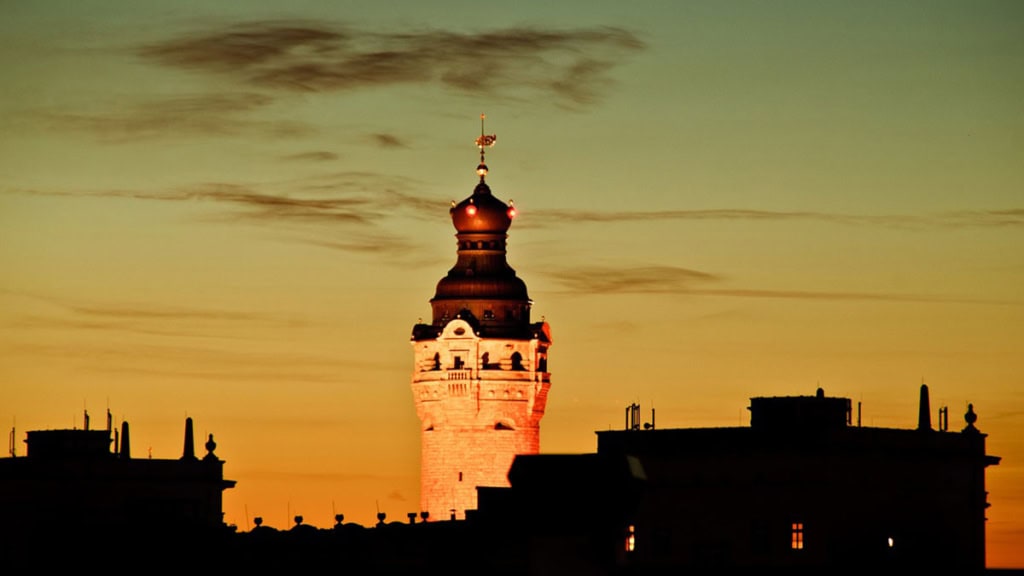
[0, 384, 1007, 574]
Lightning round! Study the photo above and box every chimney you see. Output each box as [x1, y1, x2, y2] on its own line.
[182, 417, 197, 460]
[918, 384, 932, 431]
[120, 421, 131, 459]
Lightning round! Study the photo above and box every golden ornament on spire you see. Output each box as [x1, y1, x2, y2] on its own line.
[475, 113, 497, 149]
[475, 113, 496, 179]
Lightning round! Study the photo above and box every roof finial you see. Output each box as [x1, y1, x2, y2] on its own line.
[475, 113, 497, 182]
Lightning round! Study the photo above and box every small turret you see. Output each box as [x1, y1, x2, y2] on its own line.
[119, 421, 131, 459]
[918, 384, 932, 431]
[182, 417, 197, 460]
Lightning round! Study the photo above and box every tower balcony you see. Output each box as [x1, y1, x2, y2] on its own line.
[413, 367, 551, 385]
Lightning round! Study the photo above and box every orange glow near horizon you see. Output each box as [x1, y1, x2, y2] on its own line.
[1, 1, 1021, 567]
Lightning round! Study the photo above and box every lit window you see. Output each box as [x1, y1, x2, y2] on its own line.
[625, 524, 636, 552]
[791, 522, 804, 550]
[887, 537, 894, 548]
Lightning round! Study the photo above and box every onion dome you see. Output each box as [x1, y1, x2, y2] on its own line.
[451, 182, 515, 233]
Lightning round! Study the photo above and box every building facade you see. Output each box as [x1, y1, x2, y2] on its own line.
[410, 120, 552, 519]
[0, 415, 235, 559]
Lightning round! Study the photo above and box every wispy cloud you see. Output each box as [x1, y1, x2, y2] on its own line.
[35, 93, 310, 142]
[367, 133, 408, 149]
[296, 234, 418, 255]
[6, 291, 309, 340]
[546, 265, 719, 294]
[940, 209, 1024, 228]
[4, 172, 448, 259]
[522, 208, 1024, 229]
[68, 304, 262, 322]
[5, 337, 389, 384]
[139, 21, 644, 108]
[542, 265, 1016, 304]
[13, 182, 376, 224]
[281, 151, 339, 162]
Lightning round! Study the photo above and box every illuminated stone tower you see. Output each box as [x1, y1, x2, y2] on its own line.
[410, 116, 552, 520]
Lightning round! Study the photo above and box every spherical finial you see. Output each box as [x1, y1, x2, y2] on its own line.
[475, 114, 497, 181]
[965, 403, 978, 425]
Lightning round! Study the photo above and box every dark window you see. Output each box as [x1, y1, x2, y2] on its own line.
[511, 352, 524, 371]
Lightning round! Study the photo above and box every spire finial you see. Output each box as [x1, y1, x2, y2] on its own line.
[475, 113, 497, 181]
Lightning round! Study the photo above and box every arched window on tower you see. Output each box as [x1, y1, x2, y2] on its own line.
[481, 352, 490, 369]
[432, 353, 440, 370]
[538, 357, 547, 372]
[511, 351, 524, 371]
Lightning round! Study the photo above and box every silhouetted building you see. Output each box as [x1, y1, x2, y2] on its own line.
[410, 116, 552, 520]
[472, 385, 1000, 574]
[0, 414, 235, 558]
[213, 385, 1002, 575]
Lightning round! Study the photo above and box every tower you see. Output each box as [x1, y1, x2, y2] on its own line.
[410, 116, 552, 520]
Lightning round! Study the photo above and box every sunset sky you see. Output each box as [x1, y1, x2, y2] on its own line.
[1, 0, 1021, 566]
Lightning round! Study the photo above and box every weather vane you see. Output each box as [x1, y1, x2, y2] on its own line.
[475, 113, 496, 180]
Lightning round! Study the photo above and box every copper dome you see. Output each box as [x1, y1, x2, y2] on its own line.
[451, 182, 513, 234]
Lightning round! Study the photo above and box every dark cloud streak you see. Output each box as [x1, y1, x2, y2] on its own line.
[368, 133, 408, 149]
[36, 93, 310, 142]
[281, 151, 339, 162]
[543, 265, 1015, 305]
[523, 208, 1024, 229]
[4, 173, 444, 259]
[546, 265, 719, 294]
[140, 22, 644, 107]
